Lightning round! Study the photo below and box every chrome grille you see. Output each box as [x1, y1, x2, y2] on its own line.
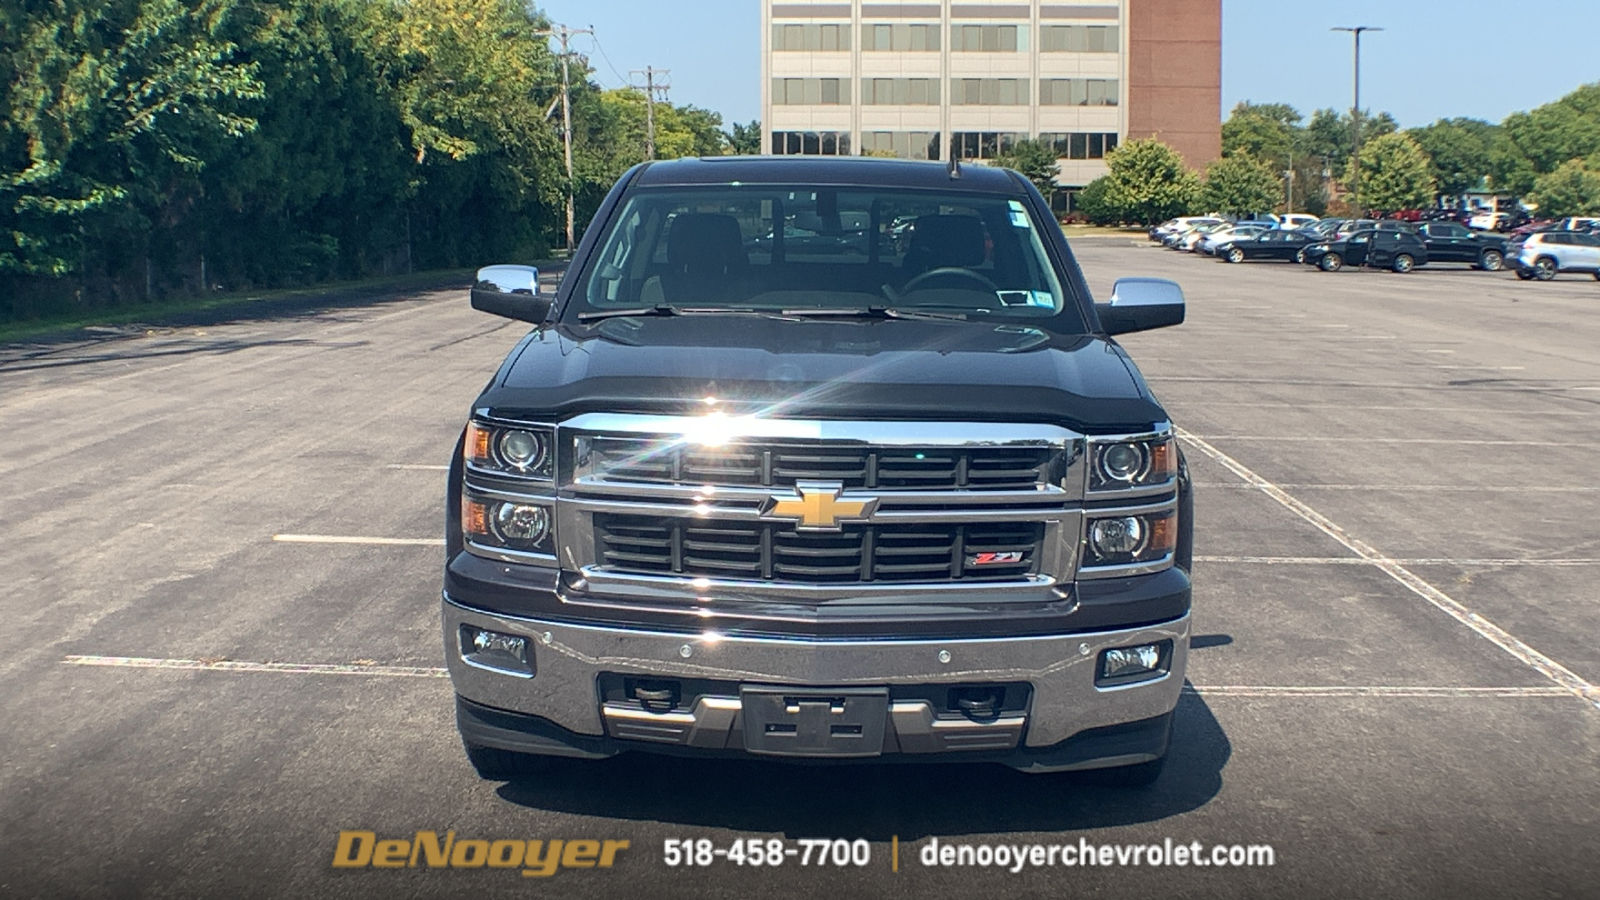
[595, 514, 1043, 585]
[584, 437, 1052, 491]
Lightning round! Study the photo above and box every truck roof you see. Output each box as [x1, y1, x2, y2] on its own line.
[631, 155, 1025, 193]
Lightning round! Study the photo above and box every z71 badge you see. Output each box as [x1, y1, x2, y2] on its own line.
[968, 551, 1025, 566]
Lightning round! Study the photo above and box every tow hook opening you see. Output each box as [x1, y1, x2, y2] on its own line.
[949, 686, 1006, 721]
[627, 678, 681, 712]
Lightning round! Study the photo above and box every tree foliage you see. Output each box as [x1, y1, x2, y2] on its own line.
[1096, 138, 1200, 225]
[0, 0, 732, 320]
[1202, 153, 1281, 218]
[725, 120, 761, 155]
[989, 139, 1060, 197]
[1406, 117, 1498, 198]
[1528, 158, 1600, 217]
[1356, 132, 1435, 212]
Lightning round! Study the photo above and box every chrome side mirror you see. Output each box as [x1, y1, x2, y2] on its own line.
[1096, 277, 1186, 335]
[470, 265, 550, 324]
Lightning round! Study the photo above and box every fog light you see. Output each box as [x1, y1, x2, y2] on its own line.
[1097, 640, 1171, 685]
[493, 502, 550, 545]
[1090, 516, 1145, 556]
[461, 625, 533, 676]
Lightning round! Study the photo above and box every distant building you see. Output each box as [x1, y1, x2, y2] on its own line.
[760, 0, 1222, 211]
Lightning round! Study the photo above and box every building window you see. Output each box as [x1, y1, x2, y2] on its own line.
[860, 77, 940, 105]
[1038, 78, 1119, 106]
[950, 24, 1026, 52]
[860, 131, 941, 160]
[860, 23, 939, 51]
[771, 78, 849, 105]
[951, 132, 1029, 160]
[1039, 25, 1118, 52]
[950, 78, 1029, 105]
[1038, 132, 1120, 159]
[771, 23, 851, 51]
[770, 131, 853, 156]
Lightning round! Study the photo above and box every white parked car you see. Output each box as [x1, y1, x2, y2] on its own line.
[1278, 214, 1319, 231]
[1197, 224, 1271, 255]
[1469, 211, 1509, 232]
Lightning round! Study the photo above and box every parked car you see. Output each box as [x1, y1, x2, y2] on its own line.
[1150, 216, 1222, 241]
[1277, 214, 1319, 231]
[1196, 224, 1271, 255]
[1302, 229, 1429, 272]
[1513, 231, 1600, 280]
[1176, 223, 1232, 251]
[1164, 222, 1221, 249]
[1215, 229, 1315, 263]
[1411, 222, 1509, 270]
[1301, 218, 1347, 239]
[1469, 211, 1509, 232]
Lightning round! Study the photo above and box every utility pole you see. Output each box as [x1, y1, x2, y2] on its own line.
[630, 66, 671, 159]
[1332, 26, 1382, 216]
[537, 23, 593, 253]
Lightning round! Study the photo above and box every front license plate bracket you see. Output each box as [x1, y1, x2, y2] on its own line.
[739, 686, 889, 757]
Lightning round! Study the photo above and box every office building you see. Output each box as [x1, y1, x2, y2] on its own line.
[760, 0, 1221, 208]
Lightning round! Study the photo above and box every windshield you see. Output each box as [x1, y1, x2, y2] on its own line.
[569, 186, 1081, 329]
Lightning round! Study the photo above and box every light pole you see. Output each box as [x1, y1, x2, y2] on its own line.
[1332, 25, 1382, 215]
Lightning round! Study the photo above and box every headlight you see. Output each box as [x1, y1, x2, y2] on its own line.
[462, 496, 555, 555]
[1082, 510, 1176, 569]
[1088, 435, 1176, 492]
[466, 420, 555, 479]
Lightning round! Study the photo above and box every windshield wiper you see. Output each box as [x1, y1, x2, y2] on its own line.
[577, 305, 759, 323]
[778, 306, 967, 322]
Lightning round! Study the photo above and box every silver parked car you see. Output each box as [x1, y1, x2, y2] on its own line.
[1513, 231, 1600, 281]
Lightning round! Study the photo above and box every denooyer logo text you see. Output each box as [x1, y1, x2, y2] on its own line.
[332, 830, 631, 877]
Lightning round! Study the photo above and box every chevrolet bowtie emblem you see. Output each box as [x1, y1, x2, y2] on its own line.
[760, 481, 879, 531]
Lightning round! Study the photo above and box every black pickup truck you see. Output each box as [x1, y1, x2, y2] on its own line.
[1412, 221, 1508, 270]
[444, 156, 1193, 785]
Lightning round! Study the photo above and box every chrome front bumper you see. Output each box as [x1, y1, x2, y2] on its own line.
[443, 595, 1188, 760]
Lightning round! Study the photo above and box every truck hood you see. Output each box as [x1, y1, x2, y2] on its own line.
[480, 315, 1165, 432]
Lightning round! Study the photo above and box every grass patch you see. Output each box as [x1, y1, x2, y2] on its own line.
[1060, 224, 1149, 238]
[0, 267, 500, 345]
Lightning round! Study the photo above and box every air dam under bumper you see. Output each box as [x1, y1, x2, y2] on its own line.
[443, 596, 1188, 772]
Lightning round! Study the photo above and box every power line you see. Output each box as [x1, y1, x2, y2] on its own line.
[587, 31, 628, 86]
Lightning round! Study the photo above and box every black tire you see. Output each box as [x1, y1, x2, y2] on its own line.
[1319, 252, 1343, 272]
[1592, 271, 1600, 282]
[1533, 257, 1558, 281]
[1515, 268, 1535, 280]
[1226, 247, 1244, 264]
[1392, 253, 1416, 274]
[1479, 249, 1505, 271]
[463, 742, 553, 780]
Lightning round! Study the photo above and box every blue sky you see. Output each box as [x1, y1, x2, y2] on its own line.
[534, 0, 1600, 129]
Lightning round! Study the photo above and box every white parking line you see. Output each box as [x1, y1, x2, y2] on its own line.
[1193, 483, 1600, 492]
[273, 534, 444, 546]
[385, 463, 450, 471]
[1182, 685, 1570, 698]
[63, 655, 448, 677]
[1177, 428, 1600, 711]
[1195, 555, 1600, 567]
[1185, 435, 1586, 446]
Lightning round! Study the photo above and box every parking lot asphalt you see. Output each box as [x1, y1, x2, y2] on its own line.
[1, 243, 1597, 899]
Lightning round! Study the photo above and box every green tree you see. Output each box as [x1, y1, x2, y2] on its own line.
[1528, 159, 1600, 217]
[1074, 175, 1121, 225]
[990, 139, 1060, 197]
[725, 120, 761, 155]
[1, 0, 263, 279]
[1490, 82, 1600, 196]
[1407, 117, 1498, 198]
[1098, 138, 1200, 225]
[1222, 101, 1300, 166]
[1356, 132, 1435, 212]
[1304, 107, 1398, 182]
[1202, 153, 1282, 218]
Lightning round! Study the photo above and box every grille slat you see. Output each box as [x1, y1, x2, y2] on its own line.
[595, 514, 1043, 585]
[586, 438, 1051, 491]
